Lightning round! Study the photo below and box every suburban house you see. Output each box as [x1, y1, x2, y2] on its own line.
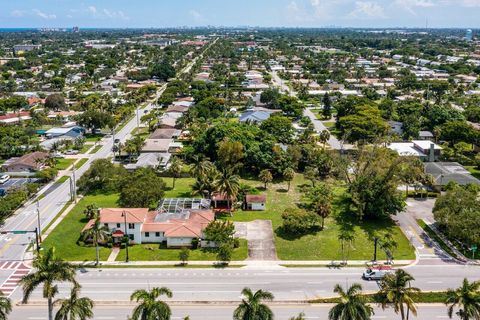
[244, 194, 267, 211]
[2, 151, 49, 173]
[239, 110, 274, 124]
[424, 162, 480, 189]
[388, 140, 442, 162]
[149, 128, 181, 140]
[0, 111, 32, 124]
[44, 126, 84, 139]
[83, 198, 214, 247]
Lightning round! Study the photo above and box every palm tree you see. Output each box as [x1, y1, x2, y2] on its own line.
[20, 247, 78, 320]
[167, 157, 183, 189]
[377, 269, 420, 320]
[328, 283, 374, 320]
[233, 287, 274, 320]
[130, 287, 172, 320]
[319, 130, 331, 149]
[446, 278, 480, 320]
[308, 183, 333, 230]
[191, 156, 213, 179]
[258, 169, 273, 190]
[216, 168, 240, 216]
[283, 168, 295, 191]
[81, 217, 110, 266]
[54, 284, 94, 320]
[0, 290, 12, 320]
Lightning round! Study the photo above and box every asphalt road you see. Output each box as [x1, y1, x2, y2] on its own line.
[8, 304, 455, 320]
[8, 265, 480, 303]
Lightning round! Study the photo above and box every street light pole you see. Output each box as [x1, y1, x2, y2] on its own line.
[72, 164, 77, 203]
[36, 200, 42, 242]
[373, 237, 379, 262]
[122, 210, 129, 263]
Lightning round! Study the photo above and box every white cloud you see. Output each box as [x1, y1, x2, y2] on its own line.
[348, 1, 387, 19]
[461, 0, 480, 6]
[10, 10, 26, 18]
[88, 6, 98, 15]
[189, 9, 204, 22]
[395, 0, 435, 15]
[33, 9, 56, 20]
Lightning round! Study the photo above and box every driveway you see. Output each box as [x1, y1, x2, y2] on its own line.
[234, 220, 277, 261]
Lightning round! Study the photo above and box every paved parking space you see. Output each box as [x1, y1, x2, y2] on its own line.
[0, 178, 39, 191]
[235, 220, 277, 261]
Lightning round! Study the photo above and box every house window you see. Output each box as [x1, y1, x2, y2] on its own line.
[129, 234, 134, 241]
[155, 232, 160, 237]
[104, 223, 108, 228]
[116, 223, 121, 228]
[145, 232, 150, 237]
[128, 223, 135, 230]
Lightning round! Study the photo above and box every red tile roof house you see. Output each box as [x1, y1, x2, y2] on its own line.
[83, 199, 214, 247]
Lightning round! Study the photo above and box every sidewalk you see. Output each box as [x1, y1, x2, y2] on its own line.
[72, 259, 415, 268]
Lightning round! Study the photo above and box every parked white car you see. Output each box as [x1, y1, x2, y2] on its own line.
[0, 175, 10, 184]
[64, 150, 79, 155]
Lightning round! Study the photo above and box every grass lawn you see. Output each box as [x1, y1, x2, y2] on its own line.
[56, 176, 70, 184]
[466, 166, 480, 180]
[84, 133, 104, 142]
[417, 219, 457, 259]
[322, 121, 335, 129]
[55, 158, 75, 170]
[74, 158, 89, 169]
[88, 145, 103, 154]
[41, 194, 119, 261]
[115, 239, 248, 261]
[79, 144, 92, 154]
[221, 175, 415, 261]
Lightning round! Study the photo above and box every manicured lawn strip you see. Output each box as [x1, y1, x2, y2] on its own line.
[466, 166, 480, 180]
[223, 175, 415, 261]
[311, 291, 449, 304]
[42, 200, 73, 235]
[84, 133, 104, 142]
[41, 194, 119, 261]
[79, 144, 92, 154]
[88, 145, 103, 154]
[416, 219, 457, 260]
[74, 158, 89, 169]
[55, 158, 75, 170]
[83, 264, 246, 269]
[322, 121, 335, 129]
[56, 176, 70, 184]
[115, 239, 248, 261]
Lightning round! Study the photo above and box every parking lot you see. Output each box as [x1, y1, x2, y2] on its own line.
[0, 178, 39, 192]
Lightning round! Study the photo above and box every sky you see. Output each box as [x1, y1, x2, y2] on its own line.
[0, 0, 480, 29]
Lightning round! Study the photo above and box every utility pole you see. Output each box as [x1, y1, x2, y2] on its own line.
[71, 165, 77, 203]
[122, 211, 129, 263]
[36, 200, 42, 242]
[373, 237, 379, 262]
[136, 105, 140, 130]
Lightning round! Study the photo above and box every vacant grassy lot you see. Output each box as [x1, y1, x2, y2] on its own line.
[55, 158, 75, 170]
[221, 174, 414, 261]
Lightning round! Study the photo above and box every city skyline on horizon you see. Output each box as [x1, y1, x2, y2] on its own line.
[1, 0, 480, 29]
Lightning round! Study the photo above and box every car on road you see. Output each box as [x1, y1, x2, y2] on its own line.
[362, 266, 392, 281]
[114, 138, 120, 144]
[51, 152, 64, 158]
[64, 149, 79, 155]
[0, 175, 10, 184]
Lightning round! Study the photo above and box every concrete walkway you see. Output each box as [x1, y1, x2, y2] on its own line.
[107, 247, 120, 262]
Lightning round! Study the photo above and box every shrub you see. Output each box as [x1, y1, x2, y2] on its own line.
[281, 208, 320, 235]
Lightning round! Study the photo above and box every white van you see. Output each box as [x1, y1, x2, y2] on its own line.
[0, 175, 10, 184]
[362, 267, 392, 281]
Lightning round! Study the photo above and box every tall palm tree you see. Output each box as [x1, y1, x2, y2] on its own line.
[54, 284, 94, 320]
[446, 278, 480, 320]
[216, 168, 240, 216]
[130, 287, 172, 320]
[377, 269, 420, 320]
[20, 247, 78, 320]
[233, 287, 274, 320]
[0, 290, 12, 320]
[191, 156, 213, 180]
[81, 217, 110, 266]
[328, 283, 373, 320]
[167, 157, 183, 189]
[308, 183, 333, 230]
